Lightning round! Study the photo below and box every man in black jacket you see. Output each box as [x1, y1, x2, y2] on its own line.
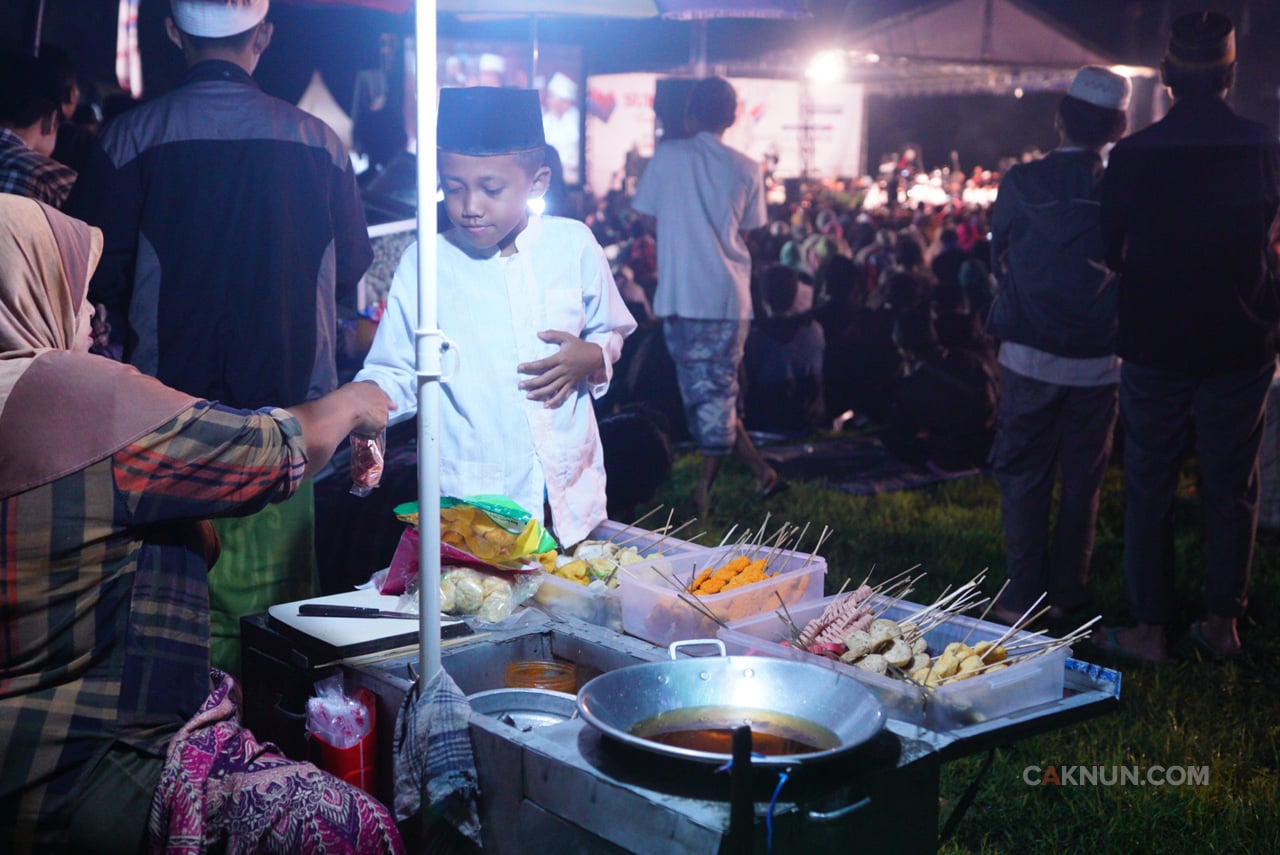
[987, 65, 1130, 628]
[66, 0, 373, 674]
[1098, 11, 1280, 661]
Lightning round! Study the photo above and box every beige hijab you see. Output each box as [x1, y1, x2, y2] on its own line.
[0, 194, 197, 499]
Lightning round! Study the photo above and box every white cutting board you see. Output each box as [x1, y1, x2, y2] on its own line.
[269, 588, 453, 649]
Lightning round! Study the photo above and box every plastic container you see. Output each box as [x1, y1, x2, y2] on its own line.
[312, 687, 377, 794]
[504, 660, 577, 693]
[618, 544, 827, 647]
[532, 519, 711, 631]
[716, 596, 1069, 730]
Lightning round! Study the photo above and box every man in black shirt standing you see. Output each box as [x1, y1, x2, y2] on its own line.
[67, 0, 372, 674]
[1098, 11, 1280, 662]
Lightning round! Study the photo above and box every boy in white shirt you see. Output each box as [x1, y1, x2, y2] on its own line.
[356, 87, 635, 546]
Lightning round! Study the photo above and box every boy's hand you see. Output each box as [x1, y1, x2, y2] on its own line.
[518, 331, 603, 408]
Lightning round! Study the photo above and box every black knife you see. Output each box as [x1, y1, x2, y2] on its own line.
[298, 604, 421, 620]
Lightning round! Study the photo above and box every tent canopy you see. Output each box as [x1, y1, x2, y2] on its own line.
[848, 0, 1111, 69]
[729, 0, 1148, 98]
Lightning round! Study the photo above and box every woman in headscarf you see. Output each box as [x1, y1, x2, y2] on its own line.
[0, 194, 403, 854]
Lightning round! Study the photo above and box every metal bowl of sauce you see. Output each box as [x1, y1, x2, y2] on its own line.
[576, 640, 886, 768]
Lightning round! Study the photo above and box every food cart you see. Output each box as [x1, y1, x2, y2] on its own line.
[241, 524, 1120, 853]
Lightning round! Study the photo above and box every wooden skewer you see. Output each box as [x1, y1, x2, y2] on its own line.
[988, 594, 1048, 649]
[605, 505, 665, 544]
[801, 526, 833, 570]
[621, 565, 727, 629]
[858, 564, 878, 590]
[623, 516, 698, 551]
[959, 576, 1008, 648]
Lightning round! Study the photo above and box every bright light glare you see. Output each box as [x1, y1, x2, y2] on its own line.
[806, 50, 845, 86]
[1014, 87, 1025, 98]
[527, 196, 547, 216]
[1109, 64, 1156, 78]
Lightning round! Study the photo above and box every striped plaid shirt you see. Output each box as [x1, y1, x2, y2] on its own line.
[0, 401, 306, 844]
[0, 128, 78, 209]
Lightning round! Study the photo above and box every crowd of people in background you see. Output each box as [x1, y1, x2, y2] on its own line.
[590, 179, 1002, 476]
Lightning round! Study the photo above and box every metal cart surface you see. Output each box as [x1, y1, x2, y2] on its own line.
[339, 613, 1120, 853]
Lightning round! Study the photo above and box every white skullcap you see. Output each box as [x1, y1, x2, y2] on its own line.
[478, 53, 506, 73]
[171, 0, 269, 38]
[1067, 66, 1131, 112]
[547, 72, 577, 101]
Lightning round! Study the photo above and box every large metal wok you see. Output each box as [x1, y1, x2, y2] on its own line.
[576, 641, 886, 769]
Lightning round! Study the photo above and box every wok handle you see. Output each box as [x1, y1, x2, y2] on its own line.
[806, 796, 871, 823]
[667, 639, 726, 660]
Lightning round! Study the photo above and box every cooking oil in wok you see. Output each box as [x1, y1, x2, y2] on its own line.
[629, 706, 840, 756]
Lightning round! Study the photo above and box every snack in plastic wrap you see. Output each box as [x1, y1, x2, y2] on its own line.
[348, 428, 386, 497]
[439, 565, 542, 623]
[305, 675, 373, 750]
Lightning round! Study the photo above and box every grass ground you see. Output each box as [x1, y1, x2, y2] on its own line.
[647, 449, 1280, 854]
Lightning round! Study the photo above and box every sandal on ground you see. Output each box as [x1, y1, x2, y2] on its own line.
[1185, 621, 1242, 660]
[754, 472, 790, 499]
[1090, 625, 1172, 666]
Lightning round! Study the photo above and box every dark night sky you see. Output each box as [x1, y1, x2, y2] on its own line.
[10, 0, 1280, 173]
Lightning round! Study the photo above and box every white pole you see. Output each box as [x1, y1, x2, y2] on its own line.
[414, 0, 442, 686]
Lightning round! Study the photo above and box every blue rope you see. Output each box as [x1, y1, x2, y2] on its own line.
[715, 754, 790, 851]
[766, 770, 791, 852]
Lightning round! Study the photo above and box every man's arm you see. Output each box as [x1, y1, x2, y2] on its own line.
[988, 169, 1017, 286]
[1099, 148, 1133, 275]
[329, 153, 374, 323]
[287, 381, 392, 479]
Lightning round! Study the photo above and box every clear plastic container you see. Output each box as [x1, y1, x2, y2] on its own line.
[618, 544, 827, 647]
[532, 519, 710, 631]
[504, 660, 577, 694]
[716, 595, 1069, 731]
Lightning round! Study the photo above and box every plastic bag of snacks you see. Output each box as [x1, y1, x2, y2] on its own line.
[438, 565, 543, 623]
[380, 495, 558, 595]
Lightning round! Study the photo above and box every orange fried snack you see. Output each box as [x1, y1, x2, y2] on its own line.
[688, 555, 772, 595]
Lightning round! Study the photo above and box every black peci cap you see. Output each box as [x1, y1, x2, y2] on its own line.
[437, 86, 545, 156]
[1166, 11, 1235, 70]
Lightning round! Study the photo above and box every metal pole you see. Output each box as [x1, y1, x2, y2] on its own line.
[25, 0, 46, 55]
[530, 14, 540, 86]
[691, 19, 707, 78]
[414, 0, 442, 689]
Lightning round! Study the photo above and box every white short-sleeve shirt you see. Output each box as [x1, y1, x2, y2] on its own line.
[631, 131, 766, 321]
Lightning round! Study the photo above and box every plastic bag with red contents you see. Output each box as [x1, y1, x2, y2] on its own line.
[349, 429, 386, 497]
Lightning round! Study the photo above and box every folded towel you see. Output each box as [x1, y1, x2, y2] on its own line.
[392, 668, 482, 846]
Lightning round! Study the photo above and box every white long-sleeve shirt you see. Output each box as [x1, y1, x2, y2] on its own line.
[356, 215, 636, 545]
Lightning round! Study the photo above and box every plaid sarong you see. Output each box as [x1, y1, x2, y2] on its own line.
[391, 669, 481, 845]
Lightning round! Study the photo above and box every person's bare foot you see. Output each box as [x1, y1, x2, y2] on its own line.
[1093, 623, 1170, 664]
[1189, 614, 1241, 657]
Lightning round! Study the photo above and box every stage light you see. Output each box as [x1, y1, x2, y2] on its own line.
[806, 50, 845, 86]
